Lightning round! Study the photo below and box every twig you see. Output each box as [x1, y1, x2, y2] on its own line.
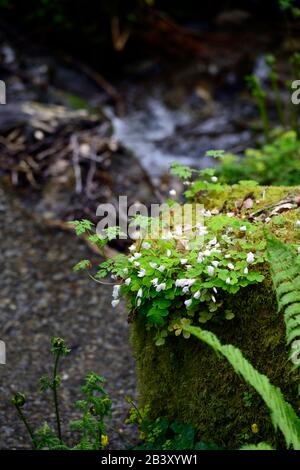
[70, 134, 82, 194]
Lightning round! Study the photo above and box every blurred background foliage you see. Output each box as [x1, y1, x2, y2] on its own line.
[0, 0, 291, 74]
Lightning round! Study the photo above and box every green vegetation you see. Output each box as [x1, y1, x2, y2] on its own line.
[183, 324, 300, 449]
[71, 182, 300, 448]
[214, 131, 300, 186]
[12, 338, 112, 450]
[126, 404, 219, 450]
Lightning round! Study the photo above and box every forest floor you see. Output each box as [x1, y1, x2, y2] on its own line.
[0, 187, 137, 450]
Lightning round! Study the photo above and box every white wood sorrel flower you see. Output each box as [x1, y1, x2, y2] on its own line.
[137, 288, 143, 298]
[207, 266, 214, 276]
[157, 265, 166, 272]
[112, 285, 120, 299]
[142, 242, 151, 249]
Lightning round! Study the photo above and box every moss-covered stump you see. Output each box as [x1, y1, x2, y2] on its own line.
[131, 184, 300, 449]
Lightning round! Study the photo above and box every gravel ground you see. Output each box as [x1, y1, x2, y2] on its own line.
[0, 186, 137, 449]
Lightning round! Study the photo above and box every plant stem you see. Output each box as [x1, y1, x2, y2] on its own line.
[257, 95, 270, 140]
[15, 405, 36, 449]
[270, 72, 285, 127]
[53, 352, 62, 441]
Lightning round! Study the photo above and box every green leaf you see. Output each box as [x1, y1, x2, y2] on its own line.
[72, 259, 91, 272]
[184, 324, 300, 449]
[170, 162, 193, 180]
[69, 219, 94, 236]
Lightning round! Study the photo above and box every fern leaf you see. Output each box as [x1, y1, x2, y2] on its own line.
[184, 325, 300, 449]
[266, 234, 300, 369]
[240, 442, 274, 450]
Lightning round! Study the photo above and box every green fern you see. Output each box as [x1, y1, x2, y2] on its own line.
[183, 325, 300, 449]
[240, 442, 274, 450]
[266, 234, 300, 368]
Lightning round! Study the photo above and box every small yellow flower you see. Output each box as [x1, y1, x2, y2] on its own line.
[251, 423, 259, 434]
[101, 435, 109, 447]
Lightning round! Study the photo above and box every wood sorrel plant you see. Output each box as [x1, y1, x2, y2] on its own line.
[12, 338, 112, 450]
[72, 172, 266, 347]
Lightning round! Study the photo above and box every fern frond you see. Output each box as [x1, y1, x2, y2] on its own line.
[184, 325, 300, 449]
[240, 442, 274, 450]
[266, 234, 300, 368]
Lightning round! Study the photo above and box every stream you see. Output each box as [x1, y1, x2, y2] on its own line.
[106, 55, 268, 182]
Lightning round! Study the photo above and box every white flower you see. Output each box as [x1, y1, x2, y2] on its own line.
[137, 288, 143, 298]
[112, 285, 121, 299]
[138, 269, 146, 277]
[224, 254, 231, 259]
[246, 252, 255, 263]
[198, 226, 208, 236]
[142, 242, 151, 249]
[182, 286, 190, 294]
[137, 298, 142, 307]
[123, 268, 128, 274]
[175, 279, 196, 288]
[128, 244, 136, 252]
[203, 249, 211, 257]
[169, 189, 177, 196]
[128, 256, 134, 263]
[211, 295, 216, 303]
[156, 283, 166, 292]
[151, 278, 159, 287]
[296, 220, 300, 228]
[204, 210, 212, 218]
[111, 299, 120, 308]
[174, 225, 183, 236]
[149, 262, 157, 268]
[244, 267, 249, 275]
[227, 263, 235, 270]
[207, 266, 214, 276]
[226, 277, 231, 285]
[180, 258, 188, 265]
[193, 290, 201, 299]
[211, 176, 218, 183]
[213, 287, 218, 294]
[158, 265, 166, 272]
[240, 226, 247, 232]
[134, 252, 142, 259]
[125, 278, 131, 286]
[134, 261, 140, 267]
[197, 253, 203, 263]
[131, 230, 141, 240]
[212, 260, 219, 268]
[184, 299, 193, 308]
[208, 237, 217, 246]
[162, 231, 173, 240]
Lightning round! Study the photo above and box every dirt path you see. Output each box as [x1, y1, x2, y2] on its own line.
[0, 186, 136, 449]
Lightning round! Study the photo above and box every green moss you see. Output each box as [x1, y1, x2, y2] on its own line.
[131, 184, 300, 449]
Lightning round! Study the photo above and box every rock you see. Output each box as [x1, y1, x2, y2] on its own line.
[131, 184, 300, 449]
